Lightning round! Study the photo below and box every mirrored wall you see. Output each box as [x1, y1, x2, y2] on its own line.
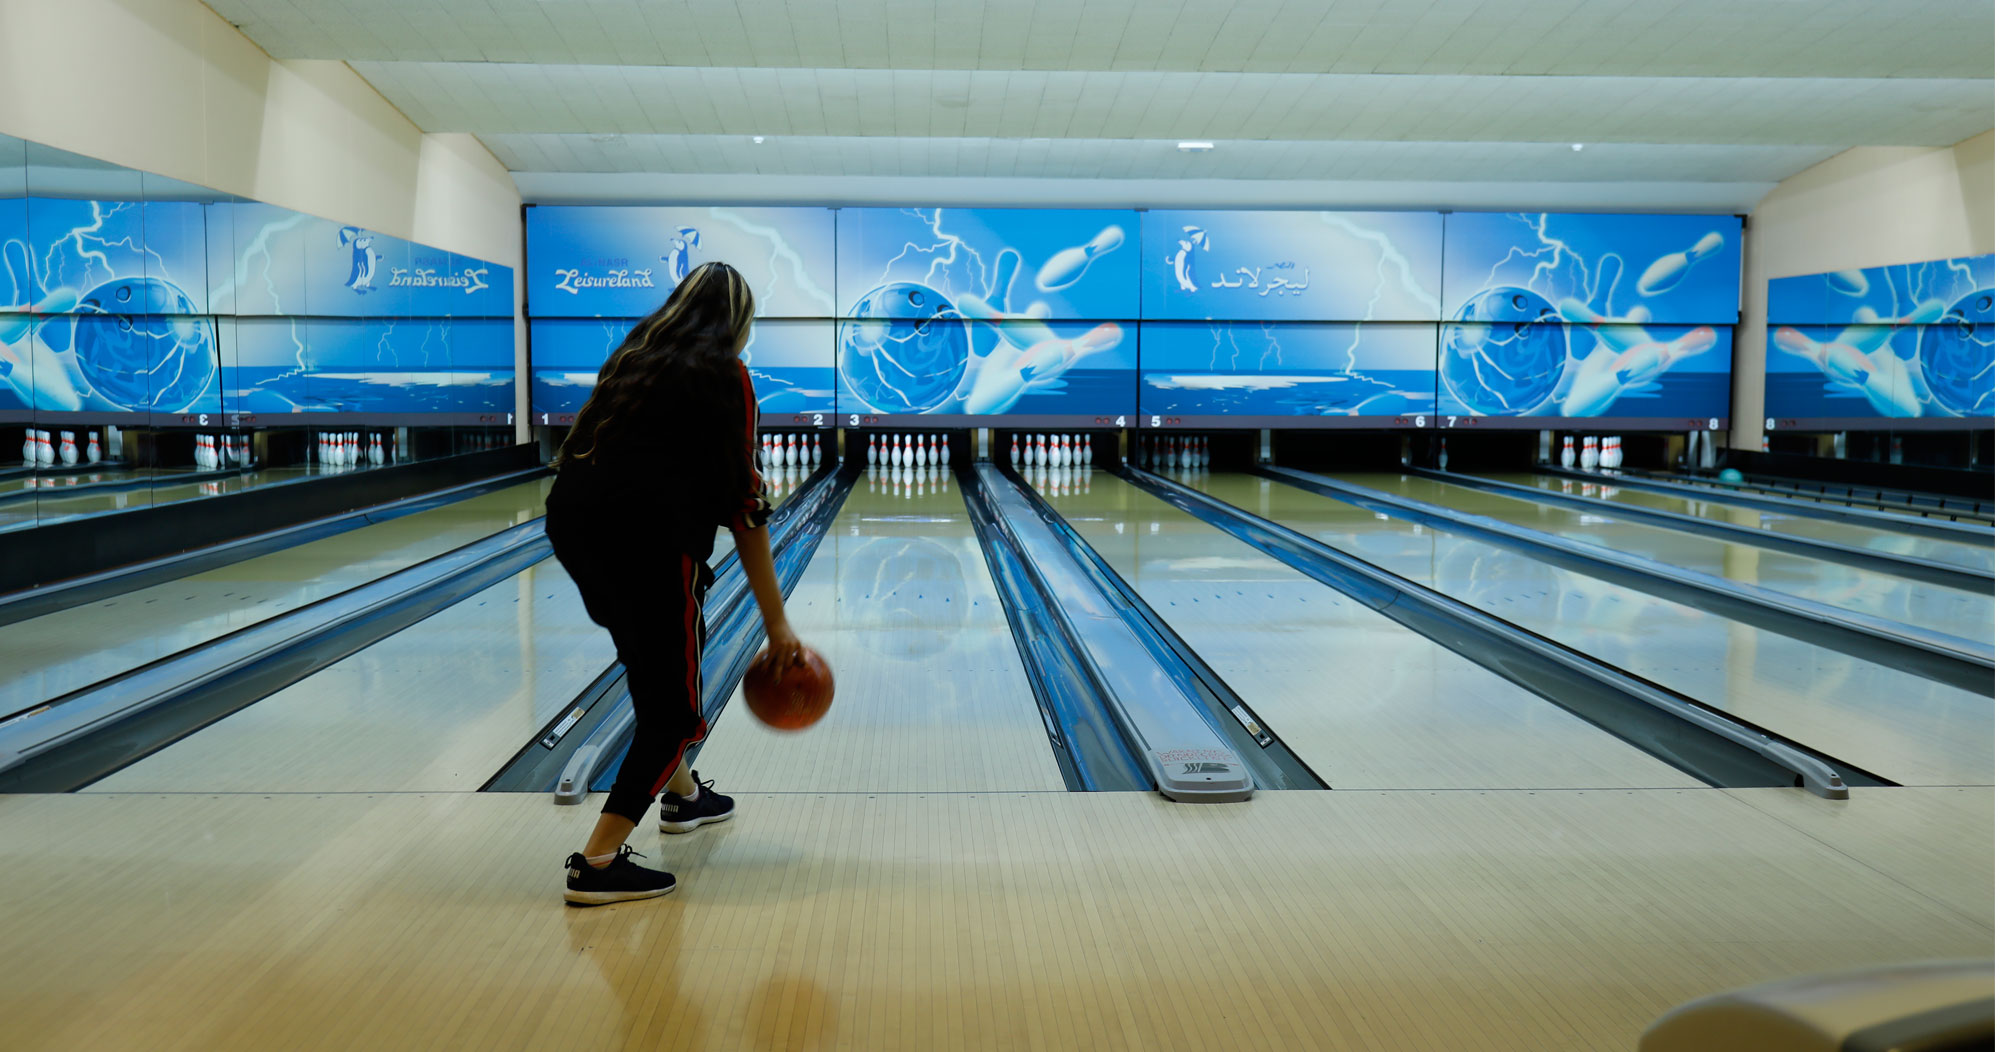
[0, 133, 518, 534]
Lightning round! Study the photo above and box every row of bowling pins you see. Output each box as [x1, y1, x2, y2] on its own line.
[760, 431, 823, 469]
[864, 433, 948, 469]
[864, 463, 952, 499]
[20, 428, 115, 467]
[1134, 434, 1208, 470]
[315, 431, 390, 468]
[1008, 433, 1091, 469]
[1558, 435, 1624, 470]
[192, 434, 252, 470]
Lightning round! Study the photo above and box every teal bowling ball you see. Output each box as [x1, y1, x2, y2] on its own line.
[1919, 288, 1995, 416]
[72, 277, 216, 412]
[1440, 286, 1566, 416]
[1718, 468, 1745, 483]
[838, 282, 970, 414]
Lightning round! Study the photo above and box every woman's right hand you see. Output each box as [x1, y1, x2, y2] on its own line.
[764, 618, 805, 668]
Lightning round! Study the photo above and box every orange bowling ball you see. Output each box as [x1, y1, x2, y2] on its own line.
[742, 646, 834, 730]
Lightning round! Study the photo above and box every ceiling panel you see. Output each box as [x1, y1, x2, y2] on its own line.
[478, 133, 1838, 184]
[205, 0, 1992, 79]
[351, 62, 1994, 148]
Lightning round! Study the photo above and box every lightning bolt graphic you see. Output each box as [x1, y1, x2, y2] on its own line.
[707, 208, 837, 314]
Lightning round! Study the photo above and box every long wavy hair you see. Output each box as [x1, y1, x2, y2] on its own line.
[555, 261, 758, 519]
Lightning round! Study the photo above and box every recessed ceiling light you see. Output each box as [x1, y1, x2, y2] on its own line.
[1571, 143, 1584, 152]
[587, 133, 622, 144]
[753, 135, 765, 144]
[1178, 141, 1215, 152]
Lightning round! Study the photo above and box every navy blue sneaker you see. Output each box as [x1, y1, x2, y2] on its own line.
[659, 772, 735, 834]
[563, 845, 675, 906]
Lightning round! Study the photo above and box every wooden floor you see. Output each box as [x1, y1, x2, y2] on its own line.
[0, 785, 1986, 1051]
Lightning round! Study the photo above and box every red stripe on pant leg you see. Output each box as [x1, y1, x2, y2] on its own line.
[650, 553, 709, 798]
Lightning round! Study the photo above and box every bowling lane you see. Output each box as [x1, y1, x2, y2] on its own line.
[691, 466, 1070, 793]
[0, 479, 553, 716]
[88, 555, 611, 793]
[1344, 472, 1991, 642]
[1036, 469, 1697, 790]
[1496, 473, 1995, 574]
[1193, 473, 1992, 786]
[27, 466, 333, 526]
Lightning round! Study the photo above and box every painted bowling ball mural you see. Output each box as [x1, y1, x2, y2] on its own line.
[1920, 288, 1996, 416]
[73, 277, 217, 412]
[837, 282, 970, 413]
[1440, 286, 1567, 416]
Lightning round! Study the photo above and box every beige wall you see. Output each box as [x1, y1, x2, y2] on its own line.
[1733, 131, 1995, 447]
[0, 0, 526, 431]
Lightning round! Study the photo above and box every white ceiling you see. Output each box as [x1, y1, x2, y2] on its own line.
[205, 0, 1996, 209]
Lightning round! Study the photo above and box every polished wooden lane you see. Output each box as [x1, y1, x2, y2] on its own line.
[0, 479, 553, 716]
[693, 467, 1068, 793]
[1347, 473, 1992, 642]
[1037, 469, 1700, 790]
[86, 523, 739, 794]
[86, 556, 610, 793]
[0, 786, 1985, 1050]
[1496, 473, 1996, 573]
[1192, 473, 1993, 787]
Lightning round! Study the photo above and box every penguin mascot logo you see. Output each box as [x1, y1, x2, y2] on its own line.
[339, 226, 379, 294]
[660, 227, 701, 284]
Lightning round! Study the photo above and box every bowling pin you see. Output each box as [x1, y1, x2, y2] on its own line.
[20, 431, 32, 466]
[939, 434, 951, 467]
[1581, 436, 1599, 470]
[1559, 435, 1575, 468]
[1607, 436, 1621, 470]
[811, 434, 822, 466]
[1082, 434, 1093, 467]
[1636, 231, 1726, 296]
[925, 434, 937, 467]
[866, 434, 878, 466]
[1198, 435, 1209, 468]
[1036, 224, 1126, 292]
[39, 430, 53, 466]
[85, 432, 100, 465]
[1038, 434, 1049, 468]
[1009, 434, 1020, 467]
[58, 431, 76, 466]
[1052, 435, 1065, 468]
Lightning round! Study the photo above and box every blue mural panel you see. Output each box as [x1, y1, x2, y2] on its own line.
[529, 317, 627, 420]
[527, 205, 835, 318]
[26, 197, 149, 311]
[451, 254, 513, 318]
[1768, 255, 1993, 326]
[448, 318, 516, 414]
[745, 320, 836, 419]
[1767, 322, 1993, 422]
[218, 202, 310, 317]
[1139, 322, 1437, 421]
[1141, 210, 1443, 322]
[302, 216, 397, 317]
[836, 208, 1138, 321]
[142, 200, 211, 316]
[228, 317, 317, 415]
[1434, 319, 1731, 422]
[835, 314, 1136, 420]
[1443, 213, 1742, 327]
[1763, 254, 1993, 426]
